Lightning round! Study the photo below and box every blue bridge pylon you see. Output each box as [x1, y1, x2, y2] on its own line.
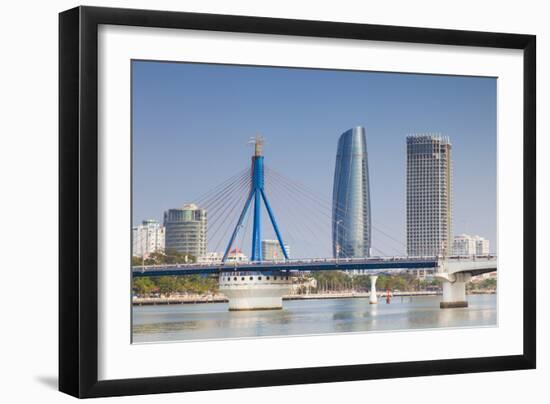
[222, 136, 289, 262]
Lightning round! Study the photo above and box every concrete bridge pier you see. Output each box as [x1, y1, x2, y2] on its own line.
[437, 272, 471, 309]
[219, 272, 292, 311]
[369, 275, 378, 304]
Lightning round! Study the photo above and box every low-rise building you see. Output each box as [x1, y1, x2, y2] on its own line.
[226, 248, 249, 263]
[197, 252, 222, 264]
[475, 237, 490, 255]
[452, 234, 490, 256]
[261, 239, 290, 261]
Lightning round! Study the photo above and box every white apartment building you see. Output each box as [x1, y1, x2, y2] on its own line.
[452, 234, 476, 256]
[452, 234, 490, 256]
[132, 219, 165, 258]
[226, 248, 249, 263]
[197, 252, 222, 264]
[261, 239, 290, 261]
[198, 250, 251, 264]
[475, 236, 490, 255]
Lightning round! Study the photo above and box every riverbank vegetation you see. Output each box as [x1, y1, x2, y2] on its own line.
[311, 271, 441, 293]
[131, 250, 196, 266]
[133, 275, 219, 297]
[132, 264, 496, 297]
[132, 250, 221, 296]
[467, 277, 497, 292]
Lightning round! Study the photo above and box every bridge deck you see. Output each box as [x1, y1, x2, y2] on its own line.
[131, 256, 496, 277]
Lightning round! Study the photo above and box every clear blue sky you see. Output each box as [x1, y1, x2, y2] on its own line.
[132, 60, 496, 258]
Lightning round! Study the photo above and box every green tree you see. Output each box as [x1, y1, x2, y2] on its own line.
[348, 275, 371, 291]
[312, 271, 352, 291]
[480, 278, 497, 289]
[156, 276, 179, 296]
[141, 250, 196, 265]
[176, 275, 219, 294]
[133, 277, 155, 295]
[468, 277, 497, 291]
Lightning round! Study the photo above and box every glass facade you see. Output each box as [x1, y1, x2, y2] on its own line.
[332, 127, 371, 258]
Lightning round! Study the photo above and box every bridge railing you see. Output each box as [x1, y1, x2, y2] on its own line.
[132, 255, 440, 270]
[131, 255, 497, 272]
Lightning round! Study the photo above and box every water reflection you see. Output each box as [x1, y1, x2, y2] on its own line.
[132, 294, 497, 343]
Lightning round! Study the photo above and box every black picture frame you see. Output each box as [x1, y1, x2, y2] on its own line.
[59, 5, 536, 398]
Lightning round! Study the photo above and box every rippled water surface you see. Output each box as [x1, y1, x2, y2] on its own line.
[132, 294, 496, 343]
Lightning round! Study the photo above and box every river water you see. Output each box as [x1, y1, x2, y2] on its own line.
[132, 294, 496, 343]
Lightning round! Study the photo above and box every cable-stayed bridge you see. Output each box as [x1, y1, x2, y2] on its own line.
[133, 136, 497, 310]
[132, 255, 495, 277]
[132, 256, 437, 277]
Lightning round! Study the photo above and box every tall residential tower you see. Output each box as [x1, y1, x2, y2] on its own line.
[406, 135, 452, 257]
[332, 126, 372, 258]
[164, 203, 207, 258]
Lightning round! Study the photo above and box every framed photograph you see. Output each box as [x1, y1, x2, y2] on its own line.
[59, 6, 536, 398]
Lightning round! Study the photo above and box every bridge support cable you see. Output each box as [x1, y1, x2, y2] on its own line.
[212, 191, 251, 257]
[203, 174, 251, 237]
[265, 173, 347, 257]
[222, 190, 254, 262]
[266, 169, 399, 257]
[237, 199, 253, 255]
[266, 166, 406, 256]
[266, 168, 365, 238]
[254, 182, 318, 259]
[201, 176, 250, 221]
[270, 169, 384, 232]
[195, 168, 250, 210]
[211, 194, 254, 257]
[196, 171, 253, 253]
[264, 175, 331, 258]
[199, 170, 250, 221]
[209, 174, 251, 253]
[204, 175, 251, 236]
[268, 167, 401, 246]
[260, 188, 289, 259]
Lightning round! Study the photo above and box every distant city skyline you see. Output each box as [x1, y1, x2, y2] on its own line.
[132, 60, 497, 258]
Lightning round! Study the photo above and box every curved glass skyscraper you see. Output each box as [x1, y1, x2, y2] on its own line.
[332, 127, 372, 258]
